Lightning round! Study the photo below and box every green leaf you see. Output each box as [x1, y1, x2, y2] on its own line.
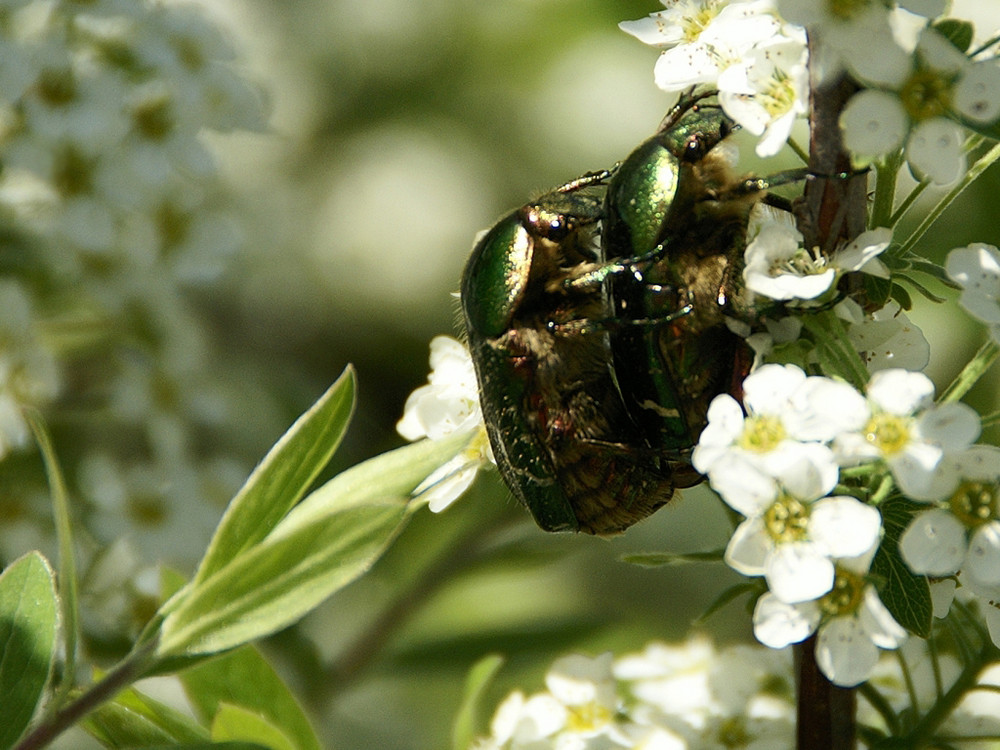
[872, 496, 932, 638]
[931, 18, 974, 53]
[82, 684, 208, 747]
[452, 654, 504, 750]
[277, 427, 477, 533]
[889, 282, 913, 312]
[863, 273, 892, 310]
[620, 549, 726, 567]
[0, 552, 58, 750]
[26, 411, 80, 698]
[212, 704, 296, 750]
[696, 580, 764, 624]
[194, 368, 357, 586]
[158, 501, 407, 656]
[141, 745, 270, 750]
[180, 645, 321, 750]
[895, 275, 946, 305]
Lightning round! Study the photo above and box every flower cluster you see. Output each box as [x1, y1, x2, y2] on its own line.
[473, 635, 1000, 749]
[623, 0, 1000, 185]
[473, 637, 795, 749]
[620, 0, 807, 157]
[0, 0, 269, 634]
[691, 361, 995, 686]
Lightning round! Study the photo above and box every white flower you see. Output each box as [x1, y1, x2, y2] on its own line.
[839, 28, 987, 184]
[620, 0, 784, 93]
[946, 242, 1000, 343]
[397, 336, 492, 512]
[832, 369, 981, 500]
[724, 460, 882, 603]
[488, 690, 567, 748]
[692, 364, 865, 489]
[545, 653, 623, 739]
[753, 556, 907, 687]
[717, 28, 808, 157]
[776, 0, 912, 86]
[838, 298, 931, 373]
[742, 204, 891, 301]
[899, 446, 1000, 589]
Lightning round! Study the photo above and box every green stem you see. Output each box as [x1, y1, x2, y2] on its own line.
[857, 681, 900, 735]
[980, 409, 1000, 429]
[897, 138, 999, 258]
[938, 339, 999, 403]
[871, 156, 900, 228]
[900, 641, 999, 748]
[887, 178, 929, 227]
[800, 311, 869, 389]
[13, 641, 159, 750]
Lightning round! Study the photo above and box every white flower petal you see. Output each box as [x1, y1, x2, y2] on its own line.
[816, 617, 880, 687]
[840, 90, 908, 157]
[618, 15, 684, 47]
[858, 587, 908, 648]
[753, 593, 819, 648]
[867, 369, 935, 415]
[809, 496, 882, 559]
[929, 578, 957, 618]
[914, 402, 981, 450]
[955, 62, 1000, 124]
[785, 378, 869, 441]
[906, 118, 966, 185]
[725, 517, 772, 576]
[766, 543, 835, 603]
[759, 442, 839, 498]
[742, 363, 807, 414]
[834, 228, 892, 272]
[709, 453, 779, 516]
[899, 509, 967, 575]
[966, 523, 1000, 586]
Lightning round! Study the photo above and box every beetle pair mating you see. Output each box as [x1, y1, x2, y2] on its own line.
[461, 93, 789, 535]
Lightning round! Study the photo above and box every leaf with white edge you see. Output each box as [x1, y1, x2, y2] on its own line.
[158, 502, 407, 656]
[0, 552, 58, 750]
[212, 704, 295, 750]
[81, 683, 208, 747]
[194, 368, 356, 585]
[277, 427, 477, 536]
[180, 645, 321, 750]
[452, 654, 504, 750]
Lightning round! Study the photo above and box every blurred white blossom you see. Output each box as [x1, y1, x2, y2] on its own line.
[398, 335, 492, 512]
[946, 242, 1000, 343]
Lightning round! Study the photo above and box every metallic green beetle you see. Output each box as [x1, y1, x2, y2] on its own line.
[603, 93, 775, 455]
[460, 173, 693, 535]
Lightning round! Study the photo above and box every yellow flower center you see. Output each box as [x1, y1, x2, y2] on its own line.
[566, 702, 612, 734]
[764, 494, 811, 544]
[827, 0, 874, 21]
[819, 568, 867, 618]
[739, 414, 787, 453]
[950, 481, 998, 528]
[682, 2, 725, 43]
[864, 413, 912, 457]
[900, 69, 953, 122]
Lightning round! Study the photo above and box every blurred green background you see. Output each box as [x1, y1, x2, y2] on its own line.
[6, 0, 996, 747]
[193, 1, 1000, 747]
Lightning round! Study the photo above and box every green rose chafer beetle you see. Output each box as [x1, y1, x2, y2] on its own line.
[460, 173, 695, 535]
[603, 92, 789, 456]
